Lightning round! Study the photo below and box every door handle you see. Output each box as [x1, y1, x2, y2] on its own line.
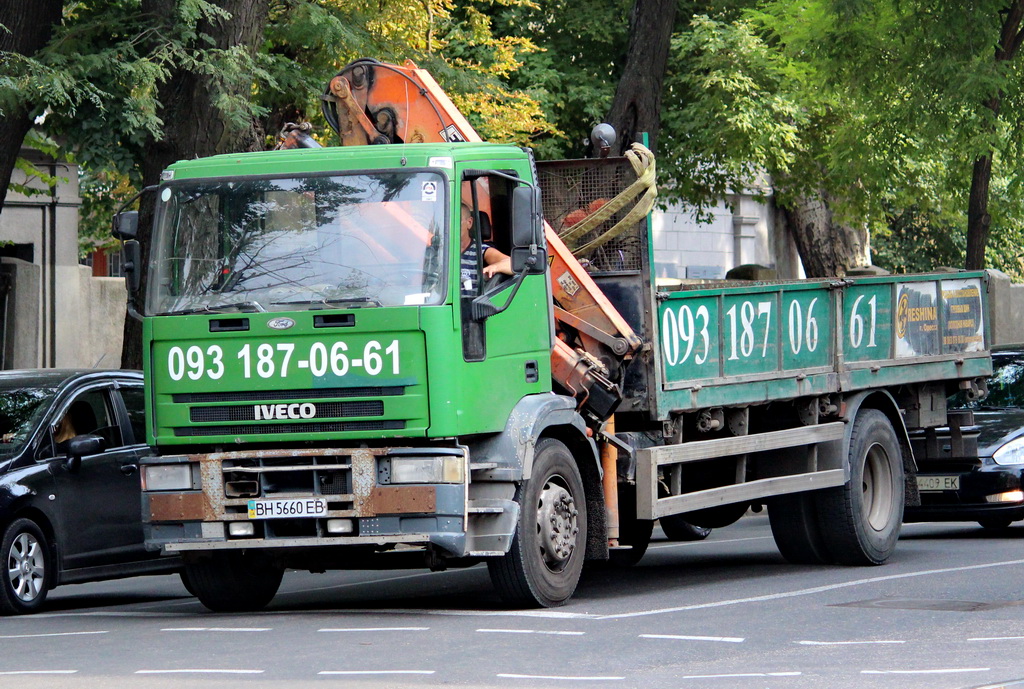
[120, 463, 138, 476]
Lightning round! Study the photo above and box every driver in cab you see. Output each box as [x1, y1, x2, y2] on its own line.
[460, 202, 511, 293]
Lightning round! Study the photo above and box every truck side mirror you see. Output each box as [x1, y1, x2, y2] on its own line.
[112, 210, 139, 241]
[122, 240, 142, 294]
[511, 186, 546, 274]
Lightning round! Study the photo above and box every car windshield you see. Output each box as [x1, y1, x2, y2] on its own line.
[950, 355, 1024, 410]
[147, 172, 448, 315]
[0, 384, 58, 459]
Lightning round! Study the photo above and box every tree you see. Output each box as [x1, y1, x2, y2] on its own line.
[0, 0, 63, 212]
[600, 0, 677, 156]
[118, 0, 271, 368]
[966, 1, 1024, 269]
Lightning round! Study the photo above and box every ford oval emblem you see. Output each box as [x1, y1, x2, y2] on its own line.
[267, 317, 295, 330]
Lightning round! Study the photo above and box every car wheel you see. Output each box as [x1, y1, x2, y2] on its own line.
[1, 518, 50, 615]
[978, 517, 1013, 531]
[660, 515, 713, 542]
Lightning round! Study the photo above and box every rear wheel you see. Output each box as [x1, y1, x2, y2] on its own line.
[767, 492, 832, 564]
[660, 515, 712, 542]
[817, 409, 904, 565]
[185, 551, 283, 612]
[488, 438, 587, 607]
[1, 518, 50, 615]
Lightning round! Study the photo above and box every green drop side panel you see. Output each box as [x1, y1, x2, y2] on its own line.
[654, 273, 992, 419]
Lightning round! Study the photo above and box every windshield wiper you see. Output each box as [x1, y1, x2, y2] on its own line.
[271, 297, 383, 308]
[161, 300, 267, 315]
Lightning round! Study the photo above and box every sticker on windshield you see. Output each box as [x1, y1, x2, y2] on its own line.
[421, 181, 438, 202]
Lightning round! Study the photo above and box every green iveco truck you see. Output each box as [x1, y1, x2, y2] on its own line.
[116, 138, 995, 612]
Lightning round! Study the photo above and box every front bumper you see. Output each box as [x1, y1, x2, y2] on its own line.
[904, 462, 1024, 523]
[142, 446, 470, 557]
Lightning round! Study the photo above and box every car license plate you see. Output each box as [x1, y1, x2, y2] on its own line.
[247, 497, 328, 519]
[916, 475, 960, 491]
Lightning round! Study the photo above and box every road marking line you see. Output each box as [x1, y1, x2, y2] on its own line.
[679, 672, 801, 679]
[477, 629, 585, 636]
[797, 640, 905, 645]
[497, 674, 624, 681]
[969, 636, 1024, 641]
[598, 557, 1024, 619]
[0, 671, 77, 675]
[160, 627, 271, 632]
[0, 631, 108, 639]
[861, 668, 990, 675]
[318, 627, 430, 632]
[135, 669, 264, 674]
[640, 634, 744, 643]
[318, 670, 436, 675]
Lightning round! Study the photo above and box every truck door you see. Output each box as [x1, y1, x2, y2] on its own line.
[455, 170, 551, 433]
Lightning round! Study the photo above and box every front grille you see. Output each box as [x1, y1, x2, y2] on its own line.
[175, 420, 406, 436]
[190, 401, 384, 423]
[222, 454, 355, 517]
[173, 386, 404, 403]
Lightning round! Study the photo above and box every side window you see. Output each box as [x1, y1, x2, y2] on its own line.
[50, 389, 122, 453]
[120, 387, 147, 445]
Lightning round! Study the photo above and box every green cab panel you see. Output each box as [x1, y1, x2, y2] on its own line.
[146, 307, 429, 445]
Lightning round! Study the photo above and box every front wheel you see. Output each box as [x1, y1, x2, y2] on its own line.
[488, 438, 587, 607]
[1, 518, 50, 615]
[185, 551, 283, 612]
[817, 409, 904, 565]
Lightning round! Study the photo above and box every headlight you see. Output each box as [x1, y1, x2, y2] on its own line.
[141, 463, 197, 491]
[388, 456, 465, 484]
[992, 437, 1024, 466]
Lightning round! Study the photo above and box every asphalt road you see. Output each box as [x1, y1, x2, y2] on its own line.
[4, 515, 1024, 689]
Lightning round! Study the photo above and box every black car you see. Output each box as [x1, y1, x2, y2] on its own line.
[0, 369, 180, 614]
[905, 349, 1024, 529]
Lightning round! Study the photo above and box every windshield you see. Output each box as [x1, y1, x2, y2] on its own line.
[147, 172, 448, 314]
[950, 355, 1024, 410]
[0, 384, 58, 459]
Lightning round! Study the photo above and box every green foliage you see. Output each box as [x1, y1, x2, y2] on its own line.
[659, 15, 806, 211]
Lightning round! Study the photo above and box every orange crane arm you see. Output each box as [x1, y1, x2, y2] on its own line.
[322, 58, 643, 423]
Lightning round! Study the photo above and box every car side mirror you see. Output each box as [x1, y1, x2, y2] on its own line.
[65, 434, 105, 471]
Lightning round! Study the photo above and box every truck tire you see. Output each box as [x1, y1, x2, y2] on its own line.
[1, 518, 50, 615]
[660, 515, 712, 542]
[608, 490, 653, 566]
[488, 438, 587, 607]
[817, 409, 904, 565]
[185, 551, 284, 613]
[767, 493, 832, 564]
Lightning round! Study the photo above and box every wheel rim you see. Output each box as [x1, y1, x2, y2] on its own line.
[8, 532, 45, 603]
[863, 443, 895, 532]
[535, 474, 579, 572]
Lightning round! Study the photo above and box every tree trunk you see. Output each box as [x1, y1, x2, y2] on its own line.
[777, 192, 870, 278]
[121, 0, 270, 368]
[964, 0, 1024, 269]
[0, 0, 63, 213]
[599, 0, 677, 156]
